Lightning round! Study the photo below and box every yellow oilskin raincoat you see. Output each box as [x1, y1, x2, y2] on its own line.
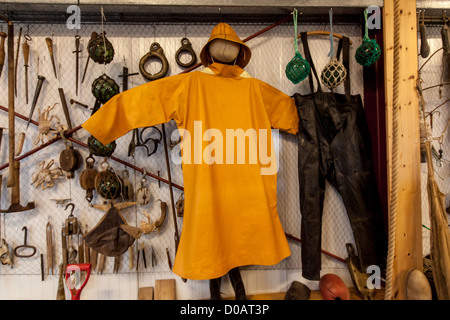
[82, 24, 299, 280]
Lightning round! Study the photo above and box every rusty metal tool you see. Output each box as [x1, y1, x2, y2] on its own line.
[113, 256, 120, 273]
[118, 66, 139, 92]
[78, 227, 84, 264]
[345, 243, 375, 300]
[58, 88, 72, 130]
[26, 75, 45, 130]
[41, 253, 44, 281]
[97, 254, 105, 274]
[0, 150, 36, 213]
[151, 245, 156, 267]
[81, 32, 97, 84]
[45, 37, 57, 79]
[56, 264, 66, 300]
[128, 246, 133, 270]
[46, 220, 54, 275]
[2, 17, 15, 189]
[0, 31, 6, 79]
[14, 27, 21, 97]
[73, 35, 81, 95]
[70, 98, 89, 109]
[61, 223, 68, 270]
[13, 226, 37, 258]
[84, 224, 89, 264]
[0, 127, 4, 152]
[22, 38, 30, 104]
[90, 248, 98, 271]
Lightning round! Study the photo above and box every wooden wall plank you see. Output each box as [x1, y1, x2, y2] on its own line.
[383, 0, 423, 300]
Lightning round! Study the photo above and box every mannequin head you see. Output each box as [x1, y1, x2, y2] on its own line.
[200, 23, 251, 68]
[208, 38, 241, 64]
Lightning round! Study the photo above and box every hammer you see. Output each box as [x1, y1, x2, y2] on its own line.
[0, 16, 35, 214]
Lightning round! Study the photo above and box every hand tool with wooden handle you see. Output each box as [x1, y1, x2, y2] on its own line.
[22, 40, 30, 104]
[0, 127, 4, 153]
[46, 221, 54, 275]
[56, 264, 66, 300]
[26, 75, 46, 130]
[4, 20, 15, 189]
[419, 11, 430, 58]
[78, 228, 84, 264]
[58, 88, 72, 130]
[62, 224, 68, 271]
[0, 18, 35, 214]
[14, 132, 25, 157]
[45, 37, 58, 79]
[14, 27, 21, 98]
[97, 254, 105, 274]
[0, 32, 6, 79]
[0, 160, 35, 213]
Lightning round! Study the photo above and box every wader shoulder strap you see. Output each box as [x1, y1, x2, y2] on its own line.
[300, 32, 322, 93]
[336, 37, 351, 100]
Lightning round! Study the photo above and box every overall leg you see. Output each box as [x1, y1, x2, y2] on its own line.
[328, 97, 387, 272]
[295, 95, 328, 281]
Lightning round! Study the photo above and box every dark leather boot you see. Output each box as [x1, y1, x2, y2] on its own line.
[229, 267, 247, 300]
[209, 277, 222, 300]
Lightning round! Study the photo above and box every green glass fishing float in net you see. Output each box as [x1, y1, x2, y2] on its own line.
[92, 74, 120, 104]
[88, 31, 115, 65]
[285, 9, 310, 84]
[355, 9, 381, 67]
[87, 135, 117, 157]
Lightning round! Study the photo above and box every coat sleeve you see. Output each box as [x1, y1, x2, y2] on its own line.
[259, 81, 299, 135]
[82, 73, 187, 145]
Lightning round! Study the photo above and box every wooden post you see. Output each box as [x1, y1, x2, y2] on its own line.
[383, 0, 423, 300]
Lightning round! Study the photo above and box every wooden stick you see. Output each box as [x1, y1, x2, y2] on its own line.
[14, 27, 21, 98]
[298, 31, 353, 45]
[5, 21, 15, 189]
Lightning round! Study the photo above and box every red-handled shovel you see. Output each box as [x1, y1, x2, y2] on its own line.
[65, 263, 92, 300]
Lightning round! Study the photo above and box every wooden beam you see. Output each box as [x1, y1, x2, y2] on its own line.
[383, 0, 423, 300]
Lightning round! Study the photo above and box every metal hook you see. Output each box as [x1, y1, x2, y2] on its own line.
[65, 203, 75, 217]
[22, 226, 28, 243]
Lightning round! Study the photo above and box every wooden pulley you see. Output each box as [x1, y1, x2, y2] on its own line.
[64, 203, 78, 236]
[59, 130, 82, 179]
[175, 38, 197, 68]
[139, 42, 169, 81]
[119, 169, 134, 201]
[79, 155, 98, 202]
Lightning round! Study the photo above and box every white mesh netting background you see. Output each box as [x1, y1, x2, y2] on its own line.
[0, 19, 373, 278]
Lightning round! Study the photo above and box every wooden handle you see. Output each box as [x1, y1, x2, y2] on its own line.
[15, 132, 25, 156]
[0, 32, 6, 70]
[45, 37, 53, 55]
[7, 22, 15, 188]
[22, 41, 30, 65]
